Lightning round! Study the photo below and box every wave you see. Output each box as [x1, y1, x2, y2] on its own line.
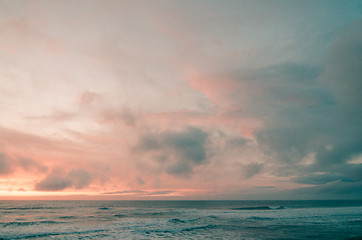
[2, 220, 62, 227]
[182, 225, 218, 231]
[98, 207, 111, 210]
[3, 229, 107, 240]
[169, 217, 200, 224]
[169, 218, 186, 223]
[247, 216, 274, 221]
[114, 214, 128, 218]
[132, 211, 172, 217]
[348, 220, 362, 225]
[345, 236, 362, 240]
[231, 205, 286, 210]
[58, 216, 77, 219]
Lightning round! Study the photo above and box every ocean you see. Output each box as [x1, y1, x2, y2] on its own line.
[1, 200, 362, 239]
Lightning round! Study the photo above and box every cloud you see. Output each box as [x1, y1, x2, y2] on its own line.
[318, 20, 362, 106]
[0, 148, 47, 177]
[25, 110, 75, 123]
[227, 137, 250, 147]
[103, 190, 145, 195]
[135, 127, 209, 177]
[18, 158, 47, 172]
[0, 18, 64, 55]
[35, 173, 72, 191]
[249, 20, 362, 195]
[173, 18, 362, 198]
[241, 163, 263, 179]
[189, 60, 332, 167]
[0, 153, 12, 175]
[230, 180, 362, 200]
[35, 168, 93, 191]
[164, 127, 208, 165]
[136, 134, 160, 151]
[1, 1, 361, 199]
[79, 91, 102, 107]
[293, 173, 354, 185]
[0, 126, 79, 154]
[280, 181, 362, 200]
[67, 169, 93, 189]
[103, 190, 175, 196]
[99, 108, 137, 127]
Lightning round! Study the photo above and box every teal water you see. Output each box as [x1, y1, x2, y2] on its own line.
[1, 200, 362, 239]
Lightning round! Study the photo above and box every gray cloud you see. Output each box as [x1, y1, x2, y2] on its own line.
[232, 181, 362, 200]
[182, 18, 362, 199]
[0, 153, 12, 175]
[99, 108, 137, 127]
[18, 158, 47, 173]
[136, 176, 145, 185]
[250, 20, 362, 196]
[166, 161, 193, 176]
[78, 91, 138, 127]
[35, 168, 93, 191]
[163, 127, 208, 165]
[232, 61, 333, 169]
[0, 152, 47, 176]
[241, 163, 263, 179]
[279, 181, 362, 200]
[103, 190, 174, 195]
[35, 173, 72, 191]
[293, 174, 354, 185]
[103, 190, 145, 195]
[67, 169, 93, 189]
[135, 127, 208, 177]
[136, 135, 160, 151]
[229, 62, 329, 118]
[319, 20, 362, 106]
[227, 137, 250, 147]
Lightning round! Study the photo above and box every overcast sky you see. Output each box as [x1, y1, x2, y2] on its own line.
[0, 0, 362, 200]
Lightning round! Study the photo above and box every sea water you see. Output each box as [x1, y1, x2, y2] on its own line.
[1, 200, 362, 239]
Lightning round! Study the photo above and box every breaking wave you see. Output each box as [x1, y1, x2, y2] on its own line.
[231, 205, 286, 210]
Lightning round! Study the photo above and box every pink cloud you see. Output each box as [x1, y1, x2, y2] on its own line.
[187, 69, 237, 108]
[0, 19, 65, 55]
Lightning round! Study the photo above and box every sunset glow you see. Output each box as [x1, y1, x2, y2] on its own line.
[1, 0, 362, 200]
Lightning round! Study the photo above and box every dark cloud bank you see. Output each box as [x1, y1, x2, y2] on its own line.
[128, 19, 362, 199]
[252, 20, 362, 199]
[159, 19, 362, 199]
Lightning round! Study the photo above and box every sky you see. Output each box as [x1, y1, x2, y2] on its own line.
[0, 0, 362, 200]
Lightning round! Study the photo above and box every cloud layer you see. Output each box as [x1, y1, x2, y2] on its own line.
[135, 127, 208, 177]
[0, 0, 361, 199]
[35, 169, 93, 191]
